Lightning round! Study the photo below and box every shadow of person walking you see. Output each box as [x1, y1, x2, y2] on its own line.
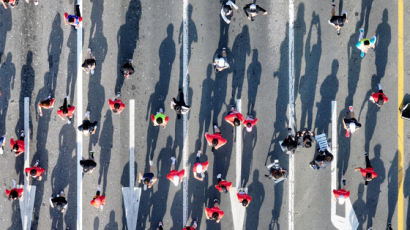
[246, 170, 265, 230]
[246, 49, 261, 115]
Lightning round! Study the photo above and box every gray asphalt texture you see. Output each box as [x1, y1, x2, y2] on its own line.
[0, 0, 408, 229]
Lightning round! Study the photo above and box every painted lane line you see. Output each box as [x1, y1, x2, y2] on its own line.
[76, 0, 83, 229]
[182, 0, 189, 225]
[235, 99, 242, 188]
[288, 0, 295, 230]
[19, 97, 36, 230]
[122, 100, 142, 230]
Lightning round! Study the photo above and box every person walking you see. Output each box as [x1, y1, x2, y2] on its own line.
[328, 3, 348, 35]
[213, 48, 230, 73]
[356, 27, 376, 58]
[166, 157, 185, 186]
[309, 149, 333, 170]
[1, 0, 17, 9]
[64, 11, 82, 29]
[57, 96, 75, 124]
[10, 130, 24, 156]
[243, 115, 258, 133]
[193, 150, 209, 181]
[80, 151, 97, 174]
[138, 160, 158, 190]
[38, 95, 55, 117]
[237, 187, 252, 207]
[355, 152, 377, 185]
[369, 83, 388, 107]
[281, 128, 298, 154]
[215, 173, 232, 193]
[25, 160, 45, 181]
[5, 179, 23, 201]
[82, 48, 96, 75]
[170, 89, 190, 119]
[224, 106, 245, 127]
[205, 124, 227, 150]
[78, 111, 98, 136]
[151, 108, 169, 128]
[243, 1, 267, 21]
[342, 106, 361, 138]
[50, 190, 68, 213]
[183, 221, 198, 230]
[333, 178, 350, 205]
[205, 199, 224, 223]
[108, 93, 126, 114]
[220, 0, 239, 24]
[25, 0, 38, 6]
[120, 59, 135, 79]
[90, 185, 106, 210]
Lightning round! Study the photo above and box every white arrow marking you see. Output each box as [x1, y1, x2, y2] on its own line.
[19, 97, 36, 230]
[122, 100, 142, 230]
[229, 187, 246, 230]
[330, 101, 359, 230]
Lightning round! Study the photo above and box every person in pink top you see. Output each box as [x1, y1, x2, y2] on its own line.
[193, 150, 209, 181]
[224, 106, 245, 127]
[166, 157, 185, 186]
[355, 152, 377, 185]
[243, 115, 258, 132]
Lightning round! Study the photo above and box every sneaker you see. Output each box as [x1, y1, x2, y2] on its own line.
[159, 108, 164, 113]
[216, 173, 222, 179]
[116, 92, 121, 98]
[87, 48, 92, 55]
[170, 156, 176, 162]
[360, 28, 364, 33]
[149, 160, 153, 166]
[196, 150, 201, 157]
[128, 59, 133, 64]
[342, 178, 346, 186]
[85, 111, 91, 118]
[90, 69, 95, 75]
[192, 221, 198, 228]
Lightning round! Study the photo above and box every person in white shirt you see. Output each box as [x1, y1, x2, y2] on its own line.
[220, 0, 239, 24]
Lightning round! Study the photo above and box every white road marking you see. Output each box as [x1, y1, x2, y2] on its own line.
[76, 1, 83, 229]
[19, 97, 36, 230]
[288, 0, 295, 230]
[122, 100, 142, 230]
[235, 99, 242, 188]
[229, 187, 245, 230]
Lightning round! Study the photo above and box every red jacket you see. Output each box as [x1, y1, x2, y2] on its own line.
[10, 139, 24, 156]
[5, 188, 24, 198]
[166, 169, 185, 181]
[237, 192, 252, 204]
[371, 92, 388, 103]
[359, 168, 378, 179]
[333, 189, 350, 199]
[205, 207, 224, 220]
[205, 133, 227, 150]
[224, 111, 245, 126]
[243, 117, 258, 128]
[57, 106, 75, 118]
[193, 161, 209, 173]
[183, 227, 196, 230]
[25, 167, 45, 177]
[90, 195, 106, 208]
[108, 99, 125, 113]
[215, 180, 232, 192]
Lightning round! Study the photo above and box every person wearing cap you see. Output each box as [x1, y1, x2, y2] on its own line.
[215, 173, 232, 193]
[64, 12, 82, 29]
[310, 149, 333, 170]
[80, 151, 97, 174]
[342, 106, 361, 138]
[220, 0, 239, 24]
[296, 129, 315, 148]
[354, 152, 377, 185]
[265, 159, 287, 183]
[25, 160, 45, 181]
[82, 48, 96, 75]
[50, 190, 68, 213]
[38, 96, 55, 117]
[108, 93, 126, 114]
[90, 185, 106, 210]
[138, 160, 158, 190]
[356, 27, 376, 58]
[224, 106, 245, 127]
[193, 150, 209, 181]
[243, 115, 258, 133]
[78, 111, 98, 136]
[281, 128, 297, 154]
[333, 178, 350, 205]
[5, 179, 23, 201]
[237, 187, 252, 207]
[183, 220, 198, 230]
[10, 130, 25, 156]
[57, 96, 75, 124]
[369, 83, 388, 108]
[170, 89, 191, 119]
[166, 157, 185, 187]
[120, 59, 135, 79]
[205, 124, 227, 150]
[243, 1, 267, 21]
[328, 3, 348, 35]
[205, 199, 224, 223]
[213, 48, 230, 73]
[151, 108, 169, 128]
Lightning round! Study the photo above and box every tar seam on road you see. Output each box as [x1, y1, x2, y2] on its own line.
[182, 0, 189, 225]
[288, 0, 295, 230]
[76, 0, 83, 229]
[397, 0, 404, 229]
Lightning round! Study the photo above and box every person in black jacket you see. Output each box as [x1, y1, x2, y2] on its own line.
[328, 3, 348, 35]
[243, 1, 267, 21]
[50, 190, 68, 213]
[80, 151, 97, 174]
[170, 89, 190, 119]
[120, 59, 135, 79]
[78, 111, 98, 136]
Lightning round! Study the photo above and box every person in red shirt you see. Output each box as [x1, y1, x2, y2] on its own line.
[205, 199, 224, 223]
[166, 157, 185, 186]
[25, 160, 45, 181]
[369, 83, 388, 108]
[355, 152, 377, 185]
[5, 179, 23, 201]
[243, 115, 258, 132]
[108, 93, 126, 114]
[205, 124, 227, 150]
[38, 95, 55, 117]
[333, 178, 350, 205]
[193, 150, 208, 181]
[90, 185, 106, 210]
[224, 106, 245, 127]
[237, 187, 252, 207]
[151, 108, 169, 128]
[57, 96, 75, 124]
[215, 173, 232, 193]
[64, 11, 82, 29]
[10, 130, 25, 156]
[183, 221, 198, 230]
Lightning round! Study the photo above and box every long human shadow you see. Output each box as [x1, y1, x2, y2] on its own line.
[0, 53, 15, 135]
[314, 59, 339, 134]
[104, 211, 119, 230]
[47, 13, 63, 97]
[170, 188, 183, 230]
[246, 49, 261, 115]
[359, 0, 373, 37]
[98, 111, 113, 194]
[94, 217, 99, 230]
[231, 25, 250, 102]
[404, 163, 410, 227]
[359, 75, 378, 153]
[387, 151, 398, 225]
[212, 114, 233, 185]
[299, 12, 321, 130]
[115, 0, 141, 93]
[87, 0, 107, 152]
[246, 170, 265, 230]
[66, 27, 77, 101]
[374, 9, 391, 82]
[205, 183, 221, 230]
[366, 144, 385, 229]
[120, 161, 138, 230]
[0, 8, 12, 60]
[293, 3, 305, 101]
[50, 124, 76, 229]
[6, 202, 21, 230]
[241, 127, 257, 187]
[352, 184, 367, 230]
[338, 0, 344, 15]
[15, 51, 35, 184]
[145, 24, 175, 162]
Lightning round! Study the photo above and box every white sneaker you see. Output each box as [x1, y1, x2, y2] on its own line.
[149, 160, 153, 166]
[34, 0, 38, 5]
[217, 173, 222, 179]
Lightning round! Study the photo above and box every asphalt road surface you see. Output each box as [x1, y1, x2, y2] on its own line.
[0, 0, 408, 229]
